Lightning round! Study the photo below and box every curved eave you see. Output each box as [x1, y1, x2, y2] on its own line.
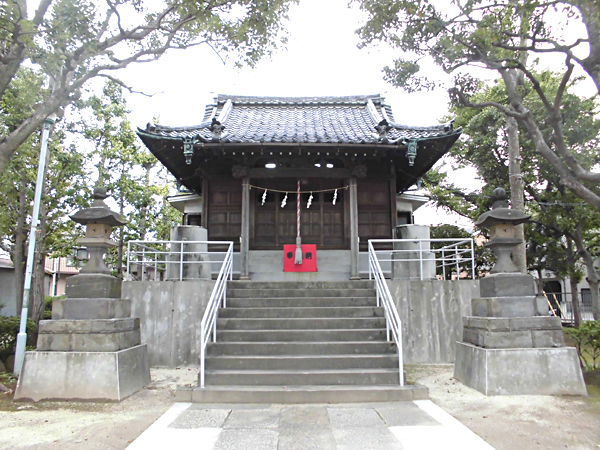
[137, 128, 461, 194]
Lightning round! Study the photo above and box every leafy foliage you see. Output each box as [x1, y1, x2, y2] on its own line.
[0, 0, 297, 174]
[355, 0, 600, 212]
[0, 316, 36, 357]
[430, 224, 493, 279]
[567, 320, 600, 371]
[71, 80, 182, 273]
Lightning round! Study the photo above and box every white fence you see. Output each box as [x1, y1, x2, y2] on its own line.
[545, 291, 595, 324]
[126, 240, 233, 281]
[368, 238, 476, 280]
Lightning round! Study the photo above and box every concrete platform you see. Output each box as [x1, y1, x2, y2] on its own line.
[454, 342, 587, 396]
[126, 401, 496, 450]
[14, 344, 150, 402]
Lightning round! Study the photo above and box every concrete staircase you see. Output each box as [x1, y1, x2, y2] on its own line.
[177, 280, 427, 403]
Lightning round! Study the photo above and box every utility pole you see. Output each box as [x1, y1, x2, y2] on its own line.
[14, 115, 56, 376]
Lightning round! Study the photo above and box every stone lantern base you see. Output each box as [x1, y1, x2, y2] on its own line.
[15, 273, 150, 402]
[454, 342, 586, 396]
[454, 315, 587, 396]
[14, 345, 150, 401]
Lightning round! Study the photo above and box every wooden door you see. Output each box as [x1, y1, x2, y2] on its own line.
[252, 179, 346, 249]
[357, 179, 392, 250]
[207, 179, 242, 243]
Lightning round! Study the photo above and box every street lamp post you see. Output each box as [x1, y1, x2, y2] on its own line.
[13, 115, 56, 376]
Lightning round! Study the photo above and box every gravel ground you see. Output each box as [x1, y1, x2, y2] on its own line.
[0, 365, 598, 450]
[409, 365, 600, 450]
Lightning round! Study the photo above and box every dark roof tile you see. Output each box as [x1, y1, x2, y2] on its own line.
[139, 94, 459, 145]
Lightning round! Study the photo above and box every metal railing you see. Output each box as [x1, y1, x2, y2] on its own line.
[368, 238, 475, 280]
[200, 242, 234, 387]
[368, 240, 404, 385]
[545, 291, 595, 324]
[126, 240, 233, 281]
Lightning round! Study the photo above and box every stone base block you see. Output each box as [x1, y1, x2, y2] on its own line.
[463, 316, 565, 348]
[480, 273, 536, 298]
[14, 344, 150, 402]
[52, 298, 131, 320]
[37, 318, 141, 351]
[66, 274, 121, 299]
[472, 295, 545, 317]
[454, 342, 587, 396]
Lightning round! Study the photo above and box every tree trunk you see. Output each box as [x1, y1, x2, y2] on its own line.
[29, 176, 49, 324]
[536, 268, 544, 294]
[117, 192, 125, 277]
[506, 114, 527, 273]
[13, 170, 28, 313]
[566, 238, 583, 327]
[571, 224, 600, 320]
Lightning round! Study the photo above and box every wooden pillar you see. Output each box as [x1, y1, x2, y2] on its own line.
[240, 177, 250, 280]
[349, 177, 360, 280]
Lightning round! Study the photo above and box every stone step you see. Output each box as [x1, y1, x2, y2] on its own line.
[247, 272, 352, 282]
[205, 354, 399, 371]
[217, 329, 387, 342]
[227, 288, 376, 298]
[206, 341, 398, 356]
[228, 280, 373, 290]
[226, 297, 376, 308]
[219, 306, 384, 318]
[177, 384, 428, 404]
[216, 317, 386, 330]
[204, 368, 400, 386]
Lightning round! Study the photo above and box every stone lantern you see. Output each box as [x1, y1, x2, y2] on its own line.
[475, 188, 530, 274]
[15, 186, 150, 402]
[453, 187, 586, 396]
[66, 186, 126, 297]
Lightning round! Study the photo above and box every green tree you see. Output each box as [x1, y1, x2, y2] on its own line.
[355, 0, 600, 213]
[0, 0, 296, 174]
[0, 68, 87, 323]
[73, 81, 182, 276]
[430, 224, 493, 279]
[422, 71, 600, 319]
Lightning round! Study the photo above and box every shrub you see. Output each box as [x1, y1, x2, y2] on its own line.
[567, 320, 600, 370]
[43, 295, 61, 320]
[0, 316, 37, 356]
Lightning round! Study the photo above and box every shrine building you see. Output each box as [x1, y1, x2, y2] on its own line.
[137, 94, 461, 280]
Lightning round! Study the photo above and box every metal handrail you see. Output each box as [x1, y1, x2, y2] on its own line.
[368, 238, 476, 280]
[126, 240, 233, 281]
[199, 242, 234, 387]
[368, 240, 404, 386]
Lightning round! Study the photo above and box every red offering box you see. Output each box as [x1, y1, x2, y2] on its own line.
[283, 244, 317, 272]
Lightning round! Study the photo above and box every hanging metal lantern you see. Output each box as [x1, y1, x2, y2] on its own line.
[183, 138, 194, 165]
[406, 140, 418, 166]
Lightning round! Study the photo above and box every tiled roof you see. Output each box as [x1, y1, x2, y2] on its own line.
[138, 94, 459, 145]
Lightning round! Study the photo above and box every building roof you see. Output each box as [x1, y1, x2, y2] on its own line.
[138, 94, 459, 145]
[136, 94, 461, 194]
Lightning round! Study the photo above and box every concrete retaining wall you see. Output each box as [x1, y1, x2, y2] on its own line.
[386, 279, 480, 364]
[122, 280, 215, 367]
[124, 278, 478, 367]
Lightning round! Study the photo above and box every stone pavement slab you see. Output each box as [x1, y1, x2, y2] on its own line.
[126, 401, 496, 450]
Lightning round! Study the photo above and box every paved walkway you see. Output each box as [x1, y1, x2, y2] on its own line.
[126, 401, 496, 450]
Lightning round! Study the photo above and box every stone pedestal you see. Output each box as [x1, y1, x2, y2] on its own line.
[455, 343, 586, 396]
[455, 315, 587, 395]
[392, 225, 436, 280]
[165, 225, 210, 280]
[14, 186, 150, 402]
[15, 281, 151, 401]
[14, 345, 150, 401]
